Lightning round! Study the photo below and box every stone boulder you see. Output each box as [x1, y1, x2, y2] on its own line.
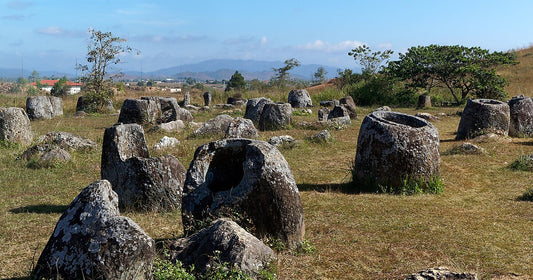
[404, 267, 477, 280]
[32, 180, 155, 280]
[0, 107, 33, 146]
[193, 114, 234, 137]
[319, 100, 339, 107]
[75, 96, 114, 113]
[182, 139, 305, 249]
[508, 95, 533, 137]
[415, 112, 440, 121]
[225, 117, 259, 139]
[156, 120, 185, 133]
[153, 136, 180, 150]
[37, 131, 97, 152]
[328, 105, 351, 119]
[258, 102, 292, 131]
[310, 130, 332, 143]
[26, 96, 63, 120]
[101, 123, 186, 211]
[318, 108, 330, 121]
[268, 135, 296, 147]
[456, 99, 510, 140]
[447, 142, 486, 155]
[288, 89, 312, 108]
[156, 97, 180, 123]
[176, 107, 193, 123]
[203, 91, 212, 107]
[339, 96, 357, 119]
[170, 218, 275, 277]
[354, 111, 440, 189]
[36, 147, 71, 168]
[375, 106, 392, 112]
[227, 97, 248, 107]
[244, 97, 274, 125]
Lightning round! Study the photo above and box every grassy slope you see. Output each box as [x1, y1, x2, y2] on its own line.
[1, 56, 533, 279]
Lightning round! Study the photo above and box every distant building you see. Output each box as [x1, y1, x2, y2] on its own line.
[29, 80, 83, 95]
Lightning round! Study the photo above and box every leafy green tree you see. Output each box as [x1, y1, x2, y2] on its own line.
[312, 66, 327, 85]
[77, 29, 137, 112]
[271, 58, 300, 88]
[385, 45, 517, 103]
[348, 45, 393, 76]
[28, 70, 40, 82]
[50, 77, 70, 96]
[225, 70, 246, 92]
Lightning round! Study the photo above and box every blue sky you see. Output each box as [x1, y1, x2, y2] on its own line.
[1, 0, 532, 74]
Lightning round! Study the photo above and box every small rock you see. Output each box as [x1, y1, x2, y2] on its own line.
[404, 267, 477, 280]
[415, 112, 440, 121]
[268, 135, 296, 147]
[448, 142, 486, 155]
[225, 117, 258, 139]
[193, 114, 234, 137]
[153, 136, 180, 150]
[375, 106, 392, 111]
[319, 100, 339, 107]
[156, 120, 185, 133]
[310, 130, 332, 143]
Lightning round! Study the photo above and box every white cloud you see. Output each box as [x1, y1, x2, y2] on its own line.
[297, 40, 363, 53]
[36, 26, 62, 35]
[261, 36, 267, 44]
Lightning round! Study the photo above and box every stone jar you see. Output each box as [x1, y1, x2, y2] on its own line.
[354, 111, 440, 189]
[456, 99, 510, 140]
[508, 95, 533, 137]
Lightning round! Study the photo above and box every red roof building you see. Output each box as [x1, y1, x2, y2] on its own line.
[29, 80, 83, 95]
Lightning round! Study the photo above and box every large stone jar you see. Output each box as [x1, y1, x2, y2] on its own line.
[508, 95, 533, 137]
[456, 99, 510, 140]
[354, 111, 440, 189]
[182, 139, 305, 249]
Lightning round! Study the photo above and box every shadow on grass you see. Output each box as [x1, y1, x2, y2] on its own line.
[10, 204, 68, 214]
[513, 141, 533, 146]
[1, 277, 30, 280]
[298, 183, 359, 194]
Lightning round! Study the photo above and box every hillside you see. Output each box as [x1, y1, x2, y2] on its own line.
[500, 46, 533, 96]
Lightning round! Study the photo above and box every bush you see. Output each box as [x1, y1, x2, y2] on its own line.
[518, 186, 533, 201]
[351, 173, 444, 195]
[344, 75, 407, 106]
[153, 258, 195, 280]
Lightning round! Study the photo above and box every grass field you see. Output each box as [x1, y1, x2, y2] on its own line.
[2, 48, 533, 279]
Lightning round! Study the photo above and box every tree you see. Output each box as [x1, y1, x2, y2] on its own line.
[312, 66, 327, 85]
[225, 70, 246, 92]
[385, 45, 517, 103]
[348, 45, 393, 76]
[77, 29, 137, 111]
[50, 77, 70, 96]
[28, 70, 40, 82]
[271, 58, 300, 88]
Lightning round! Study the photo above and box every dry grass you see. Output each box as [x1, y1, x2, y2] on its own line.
[500, 46, 533, 97]
[0, 86, 532, 279]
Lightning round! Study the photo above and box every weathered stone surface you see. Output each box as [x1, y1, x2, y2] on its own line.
[153, 136, 180, 150]
[339, 96, 357, 119]
[244, 97, 274, 125]
[26, 96, 58, 120]
[318, 108, 330, 121]
[76, 96, 114, 113]
[508, 95, 533, 137]
[183, 91, 191, 106]
[258, 102, 292, 131]
[49, 96, 63, 118]
[310, 130, 332, 143]
[156, 120, 185, 133]
[101, 123, 186, 211]
[193, 114, 234, 137]
[38, 147, 71, 167]
[156, 97, 180, 123]
[203, 91, 212, 107]
[182, 139, 305, 249]
[214, 103, 235, 109]
[118, 98, 161, 125]
[288, 89, 312, 108]
[448, 142, 486, 155]
[471, 132, 512, 143]
[37, 131, 97, 152]
[375, 106, 392, 112]
[415, 112, 440, 121]
[176, 107, 193, 123]
[456, 99, 510, 140]
[354, 111, 440, 188]
[417, 94, 432, 108]
[170, 218, 275, 277]
[227, 97, 248, 106]
[0, 107, 33, 146]
[404, 267, 478, 280]
[268, 135, 296, 147]
[32, 180, 155, 280]
[225, 117, 258, 139]
[319, 100, 339, 107]
[328, 105, 350, 119]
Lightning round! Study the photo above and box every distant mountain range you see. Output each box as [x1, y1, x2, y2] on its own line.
[1, 59, 356, 81]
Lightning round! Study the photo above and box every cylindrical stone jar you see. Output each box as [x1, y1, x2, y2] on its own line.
[508, 95, 533, 137]
[354, 111, 440, 189]
[456, 99, 510, 140]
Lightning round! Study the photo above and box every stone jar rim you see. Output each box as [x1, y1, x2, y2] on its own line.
[370, 111, 430, 129]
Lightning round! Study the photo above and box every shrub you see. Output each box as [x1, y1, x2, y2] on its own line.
[351, 173, 444, 195]
[509, 155, 533, 171]
[344, 75, 416, 106]
[518, 186, 533, 201]
[153, 257, 195, 280]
